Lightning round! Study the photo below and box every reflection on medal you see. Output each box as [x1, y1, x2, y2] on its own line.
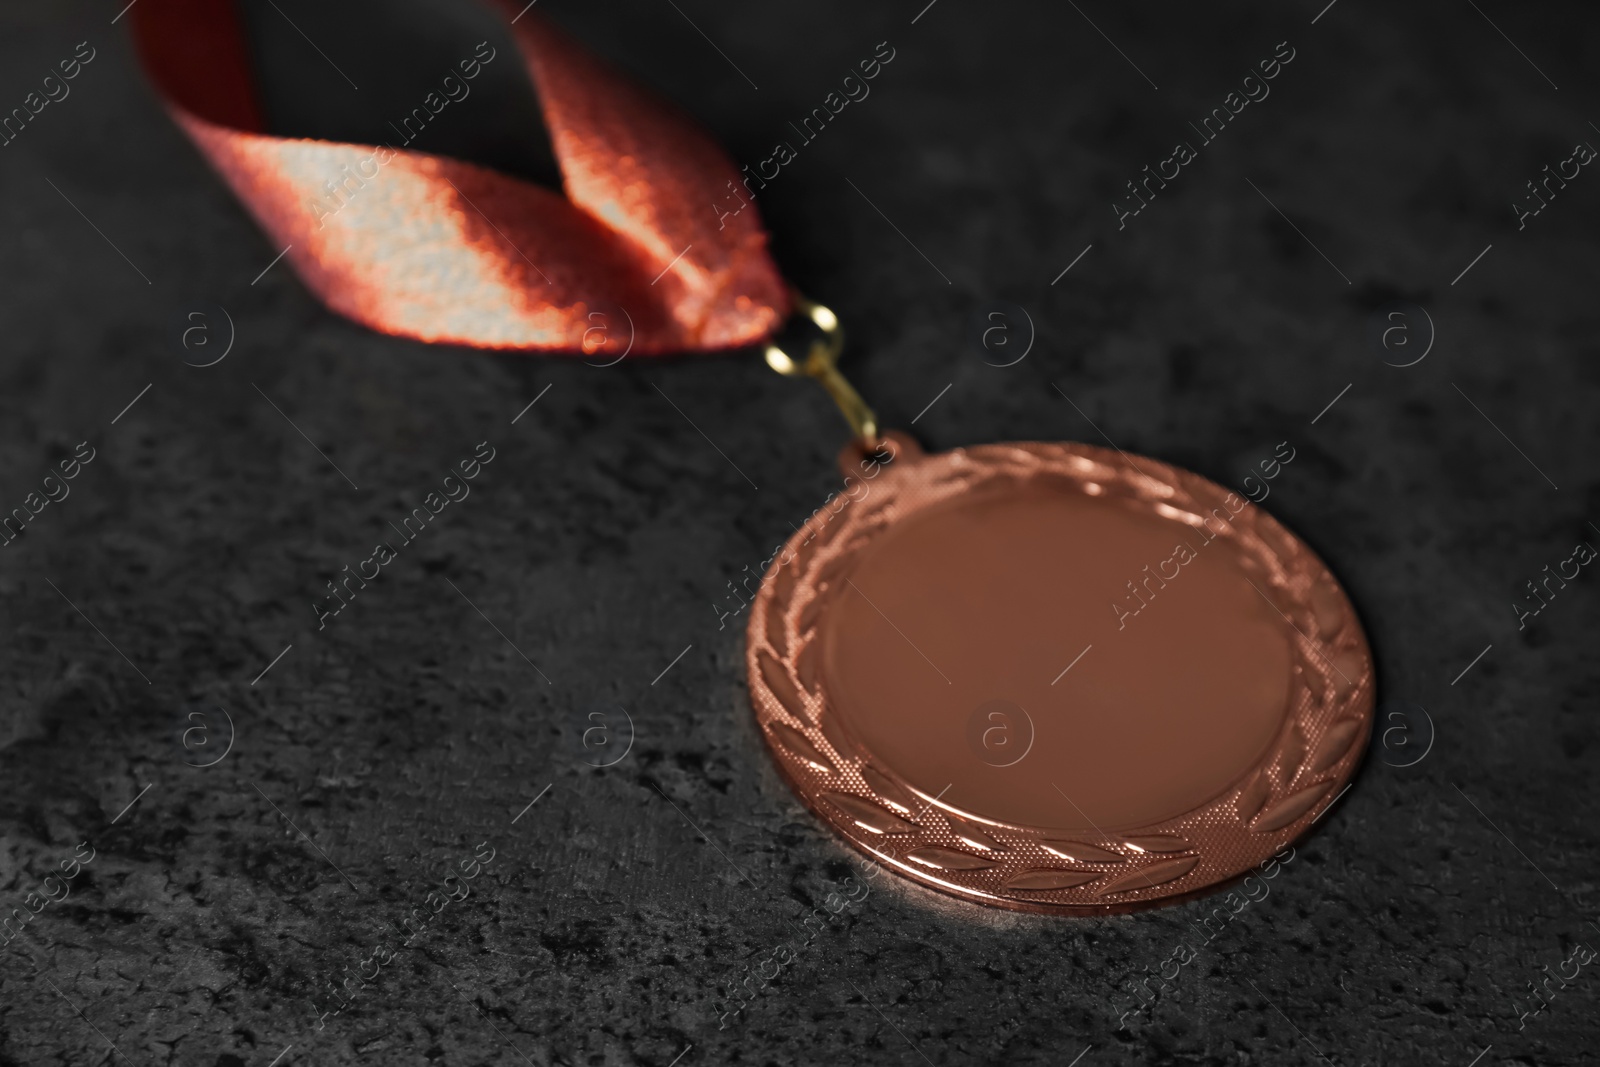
[750, 308, 1374, 914]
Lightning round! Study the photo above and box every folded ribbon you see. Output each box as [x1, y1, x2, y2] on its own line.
[129, 0, 790, 354]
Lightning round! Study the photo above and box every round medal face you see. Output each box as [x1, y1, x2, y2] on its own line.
[746, 436, 1374, 914]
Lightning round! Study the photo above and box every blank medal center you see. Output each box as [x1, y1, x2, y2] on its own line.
[823, 485, 1292, 832]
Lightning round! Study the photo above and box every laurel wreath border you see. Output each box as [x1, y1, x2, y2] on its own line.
[746, 441, 1375, 913]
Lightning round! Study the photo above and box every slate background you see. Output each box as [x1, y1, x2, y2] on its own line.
[1, 0, 1597, 1064]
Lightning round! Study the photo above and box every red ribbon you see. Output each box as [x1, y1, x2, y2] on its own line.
[129, 0, 790, 355]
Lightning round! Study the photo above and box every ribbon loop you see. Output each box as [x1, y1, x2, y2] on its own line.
[131, 0, 790, 354]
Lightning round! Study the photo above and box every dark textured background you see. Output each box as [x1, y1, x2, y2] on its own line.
[2, 0, 1597, 1064]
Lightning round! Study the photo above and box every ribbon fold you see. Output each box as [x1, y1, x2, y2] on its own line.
[130, 0, 790, 354]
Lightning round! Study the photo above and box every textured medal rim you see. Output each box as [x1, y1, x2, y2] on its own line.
[744, 440, 1375, 915]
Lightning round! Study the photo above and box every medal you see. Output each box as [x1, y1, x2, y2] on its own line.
[133, 0, 1374, 914]
[754, 303, 1372, 913]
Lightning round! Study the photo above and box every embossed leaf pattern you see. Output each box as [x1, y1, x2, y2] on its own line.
[758, 650, 805, 719]
[1259, 521, 1300, 570]
[767, 720, 835, 774]
[1278, 725, 1307, 787]
[792, 512, 843, 566]
[1310, 580, 1344, 638]
[812, 557, 858, 605]
[797, 592, 828, 639]
[1235, 772, 1272, 824]
[1124, 471, 1178, 501]
[763, 600, 787, 660]
[824, 792, 918, 835]
[817, 709, 852, 763]
[1251, 781, 1331, 832]
[795, 637, 822, 697]
[1123, 834, 1190, 853]
[1041, 840, 1125, 864]
[770, 554, 799, 604]
[905, 846, 997, 871]
[1329, 648, 1364, 696]
[1003, 868, 1101, 891]
[943, 813, 1002, 851]
[769, 526, 821, 607]
[1093, 855, 1200, 897]
[859, 765, 916, 815]
[1308, 718, 1362, 775]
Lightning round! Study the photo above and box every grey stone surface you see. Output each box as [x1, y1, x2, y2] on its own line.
[0, 1, 1597, 1064]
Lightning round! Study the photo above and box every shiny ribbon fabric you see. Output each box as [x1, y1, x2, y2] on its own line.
[130, 0, 790, 354]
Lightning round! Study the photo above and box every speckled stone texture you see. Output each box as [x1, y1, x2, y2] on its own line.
[1, 1, 1597, 1064]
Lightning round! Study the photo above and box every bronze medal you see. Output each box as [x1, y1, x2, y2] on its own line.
[747, 406, 1374, 913]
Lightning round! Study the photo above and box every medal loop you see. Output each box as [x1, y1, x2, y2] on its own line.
[764, 296, 880, 446]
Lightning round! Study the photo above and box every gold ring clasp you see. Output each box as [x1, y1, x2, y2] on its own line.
[763, 296, 880, 446]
